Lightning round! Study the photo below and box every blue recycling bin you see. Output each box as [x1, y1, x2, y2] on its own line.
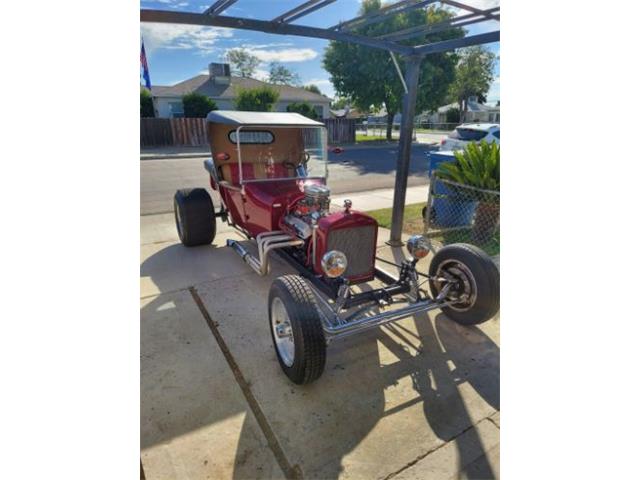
[427, 151, 477, 227]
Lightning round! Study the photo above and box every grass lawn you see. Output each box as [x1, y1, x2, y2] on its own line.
[414, 128, 453, 134]
[367, 202, 425, 236]
[355, 133, 397, 143]
[367, 202, 500, 256]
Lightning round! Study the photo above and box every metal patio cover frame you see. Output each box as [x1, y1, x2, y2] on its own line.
[140, 0, 500, 245]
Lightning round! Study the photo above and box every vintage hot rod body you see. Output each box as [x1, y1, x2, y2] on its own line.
[174, 111, 499, 384]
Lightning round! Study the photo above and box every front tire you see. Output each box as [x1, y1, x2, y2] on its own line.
[268, 275, 326, 384]
[429, 243, 499, 325]
[174, 188, 216, 246]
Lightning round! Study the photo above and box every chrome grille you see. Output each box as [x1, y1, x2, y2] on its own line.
[327, 225, 376, 278]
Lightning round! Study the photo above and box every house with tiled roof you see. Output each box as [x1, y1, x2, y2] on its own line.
[149, 63, 332, 119]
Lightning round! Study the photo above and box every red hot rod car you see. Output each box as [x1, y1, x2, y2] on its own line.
[174, 111, 499, 384]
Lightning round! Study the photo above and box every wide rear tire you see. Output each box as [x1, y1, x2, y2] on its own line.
[429, 243, 499, 325]
[174, 188, 216, 246]
[268, 275, 326, 385]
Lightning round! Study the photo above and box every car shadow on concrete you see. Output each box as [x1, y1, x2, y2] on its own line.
[140, 241, 499, 479]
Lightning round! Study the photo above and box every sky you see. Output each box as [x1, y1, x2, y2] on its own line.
[140, 0, 500, 105]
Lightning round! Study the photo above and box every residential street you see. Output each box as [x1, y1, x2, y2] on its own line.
[141, 143, 436, 215]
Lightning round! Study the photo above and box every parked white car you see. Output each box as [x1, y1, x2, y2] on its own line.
[440, 123, 500, 151]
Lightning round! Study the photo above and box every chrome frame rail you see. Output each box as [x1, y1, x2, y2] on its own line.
[310, 282, 454, 342]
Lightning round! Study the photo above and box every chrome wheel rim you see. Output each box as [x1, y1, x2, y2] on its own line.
[434, 260, 478, 312]
[271, 297, 295, 367]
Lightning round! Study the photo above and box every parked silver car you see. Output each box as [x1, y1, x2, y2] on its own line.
[440, 123, 500, 151]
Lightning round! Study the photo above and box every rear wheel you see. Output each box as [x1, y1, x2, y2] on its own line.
[268, 275, 326, 384]
[174, 188, 216, 246]
[429, 243, 499, 325]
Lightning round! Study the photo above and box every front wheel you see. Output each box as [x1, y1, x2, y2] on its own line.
[429, 243, 499, 325]
[268, 275, 326, 384]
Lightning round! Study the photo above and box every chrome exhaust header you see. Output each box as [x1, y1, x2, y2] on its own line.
[227, 231, 304, 276]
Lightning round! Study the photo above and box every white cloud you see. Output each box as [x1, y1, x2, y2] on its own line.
[253, 68, 270, 81]
[141, 23, 234, 55]
[245, 48, 318, 63]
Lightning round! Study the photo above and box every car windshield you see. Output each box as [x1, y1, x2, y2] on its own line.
[451, 128, 488, 141]
[232, 125, 328, 184]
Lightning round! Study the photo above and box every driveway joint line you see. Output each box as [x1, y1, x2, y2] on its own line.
[188, 287, 303, 480]
[381, 415, 497, 480]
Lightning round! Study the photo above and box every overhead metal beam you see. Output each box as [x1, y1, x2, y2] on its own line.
[440, 0, 500, 21]
[414, 30, 500, 55]
[140, 9, 414, 55]
[377, 7, 499, 42]
[333, 0, 436, 31]
[203, 0, 239, 17]
[272, 0, 337, 24]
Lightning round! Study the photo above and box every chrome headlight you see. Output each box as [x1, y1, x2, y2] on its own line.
[406, 235, 430, 260]
[321, 250, 348, 278]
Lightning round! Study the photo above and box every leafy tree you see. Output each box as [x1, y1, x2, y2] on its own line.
[448, 46, 496, 122]
[324, 0, 463, 140]
[331, 97, 351, 110]
[225, 48, 260, 78]
[268, 62, 301, 85]
[234, 86, 280, 111]
[445, 107, 460, 124]
[286, 102, 319, 120]
[140, 89, 154, 118]
[182, 92, 217, 118]
[303, 84, 322, 95]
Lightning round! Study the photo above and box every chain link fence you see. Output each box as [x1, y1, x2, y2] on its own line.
[423, 174, 500, 258]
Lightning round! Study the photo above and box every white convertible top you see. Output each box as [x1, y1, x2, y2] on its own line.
[206, 110, 324, 127]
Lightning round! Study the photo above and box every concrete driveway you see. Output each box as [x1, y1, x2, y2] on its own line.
[140, 213, 500, 479]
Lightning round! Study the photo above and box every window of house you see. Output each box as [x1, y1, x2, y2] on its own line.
[169, 102, 184, 118]
[313, 105, 323, 118]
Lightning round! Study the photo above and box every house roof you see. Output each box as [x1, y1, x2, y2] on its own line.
[151, 75, 330, 103]
[206, 110, 324, 127]
[437, 100, 499, 114]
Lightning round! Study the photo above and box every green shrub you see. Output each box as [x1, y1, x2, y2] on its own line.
[437, 141, 499, 192]
[286, 102, 319, 120]
[140, 89, 154, 118]
[234, 86, 280, 111]
[182, 92, 217, 118]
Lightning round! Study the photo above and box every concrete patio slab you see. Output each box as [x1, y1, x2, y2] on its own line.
[394, 418, 500, 480]
[140, 290, 284, 480]
[140, 216, 499, 479]
[192, 240, 500, 479]
[140, 230, 245, 298]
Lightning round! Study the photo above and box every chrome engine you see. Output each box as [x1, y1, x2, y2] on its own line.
[283, 184, 331, 239]
[300, 184, 331, 218]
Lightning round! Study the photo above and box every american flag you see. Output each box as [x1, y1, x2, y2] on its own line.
[140, 39, 151, 90]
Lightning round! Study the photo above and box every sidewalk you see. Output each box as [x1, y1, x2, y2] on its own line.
[332, 184, 428, 212]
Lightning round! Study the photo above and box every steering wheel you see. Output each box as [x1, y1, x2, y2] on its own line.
[283, 161, 298, 170]
[283, 152, 310, 170]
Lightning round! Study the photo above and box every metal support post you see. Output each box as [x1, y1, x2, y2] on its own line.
[388, 56, 422, 246]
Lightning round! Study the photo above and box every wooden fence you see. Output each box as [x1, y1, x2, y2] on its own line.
[140, 117, 356, 147]
[324, 118, 356, 145]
